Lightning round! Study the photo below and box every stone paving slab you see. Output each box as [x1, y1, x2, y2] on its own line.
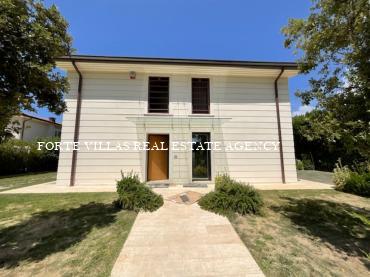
[111, 198, 264, 277]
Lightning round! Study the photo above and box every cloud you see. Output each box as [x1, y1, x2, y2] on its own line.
[292, 105, 314, 116]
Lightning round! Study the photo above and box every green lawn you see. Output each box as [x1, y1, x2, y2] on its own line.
[297, 169, 334, 184]
[0, 193, 137, 276]
[0, 172, 57, 192]
[231, 190, 370, 276]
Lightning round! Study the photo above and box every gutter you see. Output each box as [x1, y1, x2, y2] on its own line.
[274, 68, 286, 184]
[70, 60, 83, 186]
[56, 55, 298, 70]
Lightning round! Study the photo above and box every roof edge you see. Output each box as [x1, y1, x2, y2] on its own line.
[56, 55, 298, 70]
[20, 113, 62, 126]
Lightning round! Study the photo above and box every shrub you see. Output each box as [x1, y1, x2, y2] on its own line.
[342, 172, 370, 197]
[333, 160, 370, 197]
[115, 172, 163, 212]
[29, 137, 59, 172]
[198, 174, 263, 216]
[302, 158, 315, 170]
[333, 162, 352, 190]
[352, 160, 370, 175]
[0, 137, 59, 175]
[296, 159, 304, 170]
[214, 173, 234, 191]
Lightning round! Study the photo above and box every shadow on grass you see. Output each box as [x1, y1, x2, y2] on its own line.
[0, 202, 119, 268]
[272, 197, 370, 265]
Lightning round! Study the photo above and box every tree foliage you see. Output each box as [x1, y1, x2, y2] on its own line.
[283, 0, 370, 160]
[0, 0, 72, 140]
[293, 112, 363, 170]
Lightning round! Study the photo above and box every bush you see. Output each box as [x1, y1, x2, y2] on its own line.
[302, 158, 315, 170]
[342, 172, 370, 197]
[333, 162, 352, 190]
[115, 172, 163, 212]
[352, 161, 370, 175]
[333, 160, 370, 197]
[0, 138, 59, 175]
[296, 159, 304, 170]
[214, 173, 234, 191]
[198, 174, 263, 216]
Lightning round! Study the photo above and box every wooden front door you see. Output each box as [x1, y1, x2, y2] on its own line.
[147, 134, 169, 181]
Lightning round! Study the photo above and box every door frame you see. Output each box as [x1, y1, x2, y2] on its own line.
[146, 133, 170, 181]
[191, 132, 212, 181]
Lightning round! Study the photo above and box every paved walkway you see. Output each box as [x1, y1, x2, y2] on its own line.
[111, 194, 264, 276]
[0, 179, 332, 194]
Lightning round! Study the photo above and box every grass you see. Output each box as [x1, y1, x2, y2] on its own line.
[297, 169, 334, 185]
[0, 192, 137, 276]
[230, 190, 370, 276]
[0, 172, 57, 192]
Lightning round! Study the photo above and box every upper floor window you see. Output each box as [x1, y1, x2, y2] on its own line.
[192, 78, 209, 114]
[54, 128, 61, 137]
[148, 77, 169, 113]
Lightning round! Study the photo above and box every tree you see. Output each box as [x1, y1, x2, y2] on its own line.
[293, 112, 363, 170]
[283, 0, 370, 160]
[0, 0, 72, 141]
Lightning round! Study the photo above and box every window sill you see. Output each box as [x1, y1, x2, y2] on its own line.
[188, 114, 214, 117]
[144, 113, 174, 117]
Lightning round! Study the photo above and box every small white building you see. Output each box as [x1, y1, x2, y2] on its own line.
[11, 113, 62, 141]
[56, 55, 298, 186]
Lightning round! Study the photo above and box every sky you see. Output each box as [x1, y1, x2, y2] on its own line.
[34, 0, 314, 123]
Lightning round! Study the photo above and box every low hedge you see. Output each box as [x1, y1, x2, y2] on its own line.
[0, 138, 59, 175]
[342, 172, 370, 197]
[115, 172, 163, 212]
[198, 174, 263, 216]
[333, 162, 370, 197]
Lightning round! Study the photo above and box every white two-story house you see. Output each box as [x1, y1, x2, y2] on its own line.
[56, 55, 298, 186]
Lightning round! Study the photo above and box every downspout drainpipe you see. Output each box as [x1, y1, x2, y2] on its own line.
[274, 67, 286, 184]
[20, 118, 32, 140]
[70, 61, 83, 186]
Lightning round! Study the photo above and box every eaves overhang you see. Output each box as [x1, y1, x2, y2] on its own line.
[56, 55, 299, 78]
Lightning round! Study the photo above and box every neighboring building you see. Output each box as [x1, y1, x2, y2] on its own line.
[56, 55, 299, 186]
[10, 113, 62, 141]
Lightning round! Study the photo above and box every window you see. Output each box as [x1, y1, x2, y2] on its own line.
[192, 78, 210, 114]
[148, 77, 169, 113]
[54, 128, 61, 137]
